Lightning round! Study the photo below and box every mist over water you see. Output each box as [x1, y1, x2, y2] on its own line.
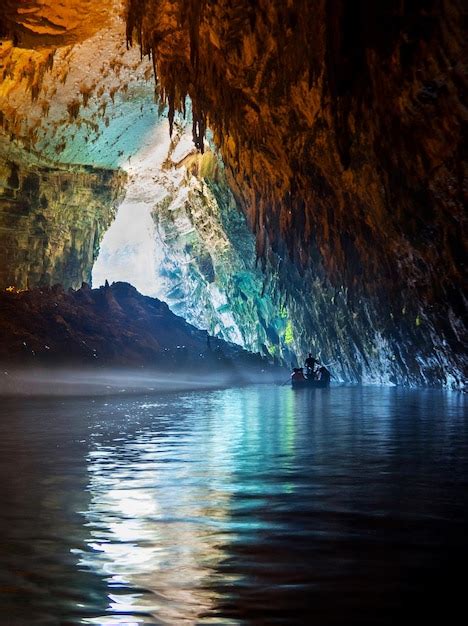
[0, 385, 466, 625]
[0, 367, 284, 397]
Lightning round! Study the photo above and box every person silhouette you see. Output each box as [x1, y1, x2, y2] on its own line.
[291, 367, 306, 381]
[318, 365, 331, 383]
[305, 353, 319, 378]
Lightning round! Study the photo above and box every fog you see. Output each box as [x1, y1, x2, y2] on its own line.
[0, 366, 287, 397]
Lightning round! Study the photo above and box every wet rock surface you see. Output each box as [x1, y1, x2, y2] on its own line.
[0, 143, 126, 290]
[0, 281, 280, 381]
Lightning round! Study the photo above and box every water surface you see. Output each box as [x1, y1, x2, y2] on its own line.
[0, 385, 466, 624]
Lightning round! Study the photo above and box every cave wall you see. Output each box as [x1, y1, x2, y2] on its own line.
[0, 0, 154, 289]
[93, 116, 296, 361]
[0, 143, 126, 289]
[149, 126, 294, 358]
[125, 0, 467, 386]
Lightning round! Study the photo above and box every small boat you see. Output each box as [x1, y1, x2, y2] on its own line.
[291, 377, 329, 389]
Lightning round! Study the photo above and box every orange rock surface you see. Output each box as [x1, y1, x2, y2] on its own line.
[1, 0, 112, 47]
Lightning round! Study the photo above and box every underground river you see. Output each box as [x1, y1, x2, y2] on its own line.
[0, 385, 466, 625]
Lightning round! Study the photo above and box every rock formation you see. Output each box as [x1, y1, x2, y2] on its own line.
[0, 281, 275, 380]
[0, 0, 466, 386]
[92, 117, 297, 361]
[0, 141, 126, 289]
[124, 0, 467, 386]
[0, 0, 153, 288]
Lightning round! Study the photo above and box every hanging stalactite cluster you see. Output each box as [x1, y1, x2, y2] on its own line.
[125, 0, 465, 283]
[124, 0, 331, 262]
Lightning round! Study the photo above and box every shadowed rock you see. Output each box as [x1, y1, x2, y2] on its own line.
[0, 281, 282, 382]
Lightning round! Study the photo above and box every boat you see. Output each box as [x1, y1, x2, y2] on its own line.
[291, 377, 329, 389]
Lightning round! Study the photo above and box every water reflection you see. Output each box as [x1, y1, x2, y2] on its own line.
[77, 389, 299, 623]
[0, 386, 466, 625]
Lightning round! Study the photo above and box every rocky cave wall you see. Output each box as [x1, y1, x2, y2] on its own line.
[92, 116, 297, 361]
[0, 0, 155, 288]
[125, 0, 467, 386]
[147, 125, 295, 360]
[0, 141, 125, 289]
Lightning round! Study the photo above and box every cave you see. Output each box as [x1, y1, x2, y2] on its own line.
[0, 1, 467, 624]
[0, 0, 466, 386]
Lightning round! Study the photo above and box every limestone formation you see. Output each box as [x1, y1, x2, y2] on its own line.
[0, 142, 126, 289]
[125, 0, 467, 386]
[0, 0, 147, 288]
[0, 0, 466, 386]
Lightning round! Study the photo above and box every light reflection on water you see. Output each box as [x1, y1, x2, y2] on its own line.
[0, 385, 467, 625]
[79, 389, 298, 624]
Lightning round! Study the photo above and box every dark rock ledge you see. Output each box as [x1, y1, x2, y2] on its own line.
[0, 281, 284, 386]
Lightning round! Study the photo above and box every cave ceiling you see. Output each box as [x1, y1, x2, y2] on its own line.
[2, 0, 465, 292]
[0, 0, 159, 167]
[0, 0, 112, 48]
[124, 0, 466, 291]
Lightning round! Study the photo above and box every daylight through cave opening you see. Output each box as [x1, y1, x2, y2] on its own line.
[92, 112, 295, 360]
[91, 115, 251, 348]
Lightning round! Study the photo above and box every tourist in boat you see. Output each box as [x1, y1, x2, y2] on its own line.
[318, 365, 331, 383]
[291, 367, 306, 381]
[305, 353, 319, 378]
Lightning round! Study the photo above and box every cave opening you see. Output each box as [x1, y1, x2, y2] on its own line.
[91, 112, 289, 358]
[91, 123, 168, 300]
[90, 114, 250, 349]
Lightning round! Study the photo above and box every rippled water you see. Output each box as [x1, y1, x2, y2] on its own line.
[0, 385, 467, 625]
